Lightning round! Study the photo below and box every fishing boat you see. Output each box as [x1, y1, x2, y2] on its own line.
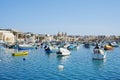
[63, 43, 70, 49]
[104, 45, 113, 50]
[44, 46, 52, 53]
[84, 42, 90, 48]
[92, 44, 106, 60]
[12, 51, 28, 56]
[18, 44, 34, 50]
[56, 48, 71, 56]
[109, 42, 119, 47]
[44, 45, 58, 53]
[67, 44, 79, 50]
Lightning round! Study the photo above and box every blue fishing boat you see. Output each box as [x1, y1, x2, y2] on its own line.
[67, 44, 78, 50]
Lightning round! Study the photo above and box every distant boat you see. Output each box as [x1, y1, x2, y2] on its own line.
[63, 43, 70, 49]
[84, 43, 90, 48]
[44, 46, 52, 53]
[18, 44, 35, 50]
[109, 42, 119, 47]
[56, 48, 71, 56]
[67, 44, 79, 50]
[92, 48, 106, 60]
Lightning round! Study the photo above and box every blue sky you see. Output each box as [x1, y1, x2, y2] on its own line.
[0, 0, 120, 35]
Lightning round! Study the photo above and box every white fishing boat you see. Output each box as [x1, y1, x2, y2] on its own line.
[92, 44, 106, 60]
[109, 42, 119, 47]
[92, 49, 106, 60]
[56, 48, 71, 56]
[18, 43, 34, 50]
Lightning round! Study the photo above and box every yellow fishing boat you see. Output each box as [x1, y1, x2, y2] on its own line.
[104, 45, 113, 50]
[12, 51, 28, 56]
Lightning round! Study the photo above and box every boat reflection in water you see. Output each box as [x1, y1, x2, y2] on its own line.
[57, 55, 70, 71]
[92, 59, 106, 69]
[57, 55, 70, 63]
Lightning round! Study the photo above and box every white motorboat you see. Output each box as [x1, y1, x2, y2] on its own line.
[18, 43, 34, 50]
[92, 49, 106, 60]
[56, 48, 71, 56]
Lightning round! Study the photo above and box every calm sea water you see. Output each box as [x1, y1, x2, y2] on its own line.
[0, 45, 120, 80]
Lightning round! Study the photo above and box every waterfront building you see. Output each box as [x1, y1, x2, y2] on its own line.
[44, 34, 54, 42]
[0, 29, 15, 44]
[24, 32, 36, 43]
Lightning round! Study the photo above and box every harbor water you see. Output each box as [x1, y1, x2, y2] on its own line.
[0, 45, 120, 80]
